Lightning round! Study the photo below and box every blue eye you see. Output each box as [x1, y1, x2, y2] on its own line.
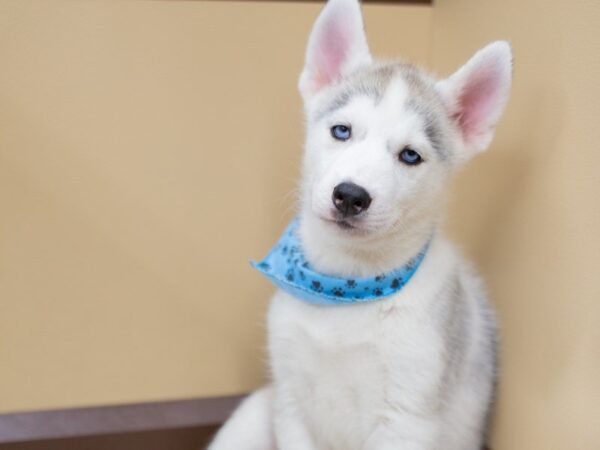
[331, 124, 351, 141]
[398, 147, 423, 165]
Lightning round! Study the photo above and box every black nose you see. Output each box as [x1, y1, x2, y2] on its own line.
[332, 182, 372, 217]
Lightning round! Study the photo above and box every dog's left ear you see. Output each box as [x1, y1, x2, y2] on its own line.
[299, 0, 372, 101]
[436, 41, 513, 159]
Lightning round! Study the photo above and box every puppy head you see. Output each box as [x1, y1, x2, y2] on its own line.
[298, 0, 512, 242]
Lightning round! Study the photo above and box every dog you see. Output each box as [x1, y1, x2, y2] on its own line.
[208, 0, 512, 448]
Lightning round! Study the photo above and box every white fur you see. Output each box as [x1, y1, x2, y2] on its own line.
[208, 387, 275, 450]
[208, 1, 511, 449]
[266, 238, 495, 450]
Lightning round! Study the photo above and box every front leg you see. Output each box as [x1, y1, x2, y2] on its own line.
[272, 396, 316, 450]
[363, 414, 440, 450]
[207, 387, 275, 450]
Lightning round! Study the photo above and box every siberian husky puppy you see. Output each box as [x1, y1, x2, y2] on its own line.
[209, 0, 512, 449]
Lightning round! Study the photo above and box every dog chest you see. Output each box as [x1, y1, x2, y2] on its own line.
[270, 297, 386, 448]
[268, 290, 446, 449]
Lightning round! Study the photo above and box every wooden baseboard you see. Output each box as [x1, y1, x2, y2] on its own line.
[0, 426, 219, 450]
[0, 394, 244, 447]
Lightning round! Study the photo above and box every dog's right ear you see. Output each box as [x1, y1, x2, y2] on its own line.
[299, 0, 372, 101]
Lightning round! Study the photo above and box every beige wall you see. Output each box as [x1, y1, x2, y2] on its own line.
[0, 1, 431, 412]
[430, 1, 600, 449]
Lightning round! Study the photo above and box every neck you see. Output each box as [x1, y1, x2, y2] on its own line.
[298, 213, 438, 278]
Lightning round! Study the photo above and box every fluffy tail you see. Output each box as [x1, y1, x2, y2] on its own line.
[207, 386, 275, 450]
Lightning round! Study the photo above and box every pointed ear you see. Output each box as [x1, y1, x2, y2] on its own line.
[299, 0, 372, 101]
[436, 41, 513, 158]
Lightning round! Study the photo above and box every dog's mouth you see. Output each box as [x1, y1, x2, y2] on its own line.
[330, 219, 356, 230]
[335, 219, 355, 230]
[320, 216, 366, 234]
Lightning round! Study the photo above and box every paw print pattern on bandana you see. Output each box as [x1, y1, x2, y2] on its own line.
[310, 281, 323, 293]
[251, 218, 430, 306]
[332, 287, 345, 297]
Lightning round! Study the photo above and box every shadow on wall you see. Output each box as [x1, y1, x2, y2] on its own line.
[448, 84, 566, 264]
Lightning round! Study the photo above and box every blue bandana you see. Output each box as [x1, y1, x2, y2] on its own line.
[251, 219, 430, 306]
